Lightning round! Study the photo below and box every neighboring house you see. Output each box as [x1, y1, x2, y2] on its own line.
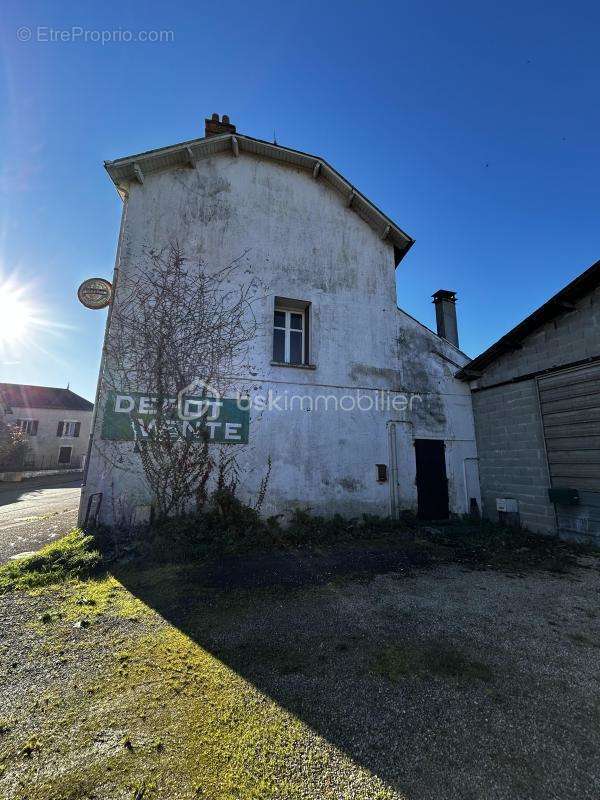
[81, 114, 480, 527]
[0, 383, 93, 471]
[457, 260, 600, 543]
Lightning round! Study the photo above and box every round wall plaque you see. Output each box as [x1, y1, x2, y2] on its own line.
[77, 278, 113, 310]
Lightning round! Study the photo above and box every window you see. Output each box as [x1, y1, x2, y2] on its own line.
[57, 421, 81, 438]
[16, 419, 38, 436]
[273, 302, 309, 365]
[376, 464, 388, 483]
[58, 446, 72, 466]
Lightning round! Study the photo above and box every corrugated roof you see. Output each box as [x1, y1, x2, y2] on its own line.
[0, 383, 94, 412]
[104, 132, 414, 266]
[456, 259, 600, 380]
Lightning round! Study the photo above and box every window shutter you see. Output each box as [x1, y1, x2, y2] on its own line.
[74, 422, 81, 438]
[57, 421, 64, 437]
[32, 421, 38, 436]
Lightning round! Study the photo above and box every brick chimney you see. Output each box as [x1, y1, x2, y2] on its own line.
[432, 290, 459, 348]
[204, 113, 236, 138]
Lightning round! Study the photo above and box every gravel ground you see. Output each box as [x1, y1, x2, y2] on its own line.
[1, 557, 599, 799]
[0, 475, 81, 563]
[181, 541, 428, 589]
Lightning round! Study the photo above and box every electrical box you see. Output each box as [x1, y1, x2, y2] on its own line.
[496, 498, 519, 513]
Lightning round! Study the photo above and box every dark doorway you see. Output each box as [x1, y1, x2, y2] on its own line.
[58, 446, 72, 467]
[414, 439, 449, 520]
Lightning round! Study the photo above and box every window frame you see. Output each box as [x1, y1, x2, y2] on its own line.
[16, 419, 38, 436]
[272, 297, 312, 367]
[58, 420, 80, 438]
[273, 306, 306, 365]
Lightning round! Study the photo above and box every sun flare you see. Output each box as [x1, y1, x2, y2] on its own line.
[0, 277, 72, 364]
[0, 288, 35, 343]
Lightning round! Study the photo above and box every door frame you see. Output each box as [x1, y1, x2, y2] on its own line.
[387, 420, 417, 518]
[414, 437, 450, 520]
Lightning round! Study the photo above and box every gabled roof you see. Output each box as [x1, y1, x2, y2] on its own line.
[0, 383, 94, 412]
[456, 258, 600, 380]
[104, 132, 414, 266]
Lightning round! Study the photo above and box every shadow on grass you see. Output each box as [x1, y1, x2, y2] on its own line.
[110, 556, 407, 793]
[107, 527, 594, 799]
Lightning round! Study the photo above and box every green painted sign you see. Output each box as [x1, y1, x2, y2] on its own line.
[101, 391, 249, 444]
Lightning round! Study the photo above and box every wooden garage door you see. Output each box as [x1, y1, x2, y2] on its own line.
[538, 362, 600, 491]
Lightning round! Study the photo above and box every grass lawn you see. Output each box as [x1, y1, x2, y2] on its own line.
[1, 525, 599, 799]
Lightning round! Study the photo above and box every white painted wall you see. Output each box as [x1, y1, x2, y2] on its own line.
[81, 151, 479, 526]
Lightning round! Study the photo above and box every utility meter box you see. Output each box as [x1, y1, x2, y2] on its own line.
[496, 498, 520, 528]
[496, 498, 519, 513]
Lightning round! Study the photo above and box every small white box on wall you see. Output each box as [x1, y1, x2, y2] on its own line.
[496, 498, 519, 513]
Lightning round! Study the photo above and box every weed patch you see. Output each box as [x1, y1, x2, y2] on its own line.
[0, 530, 102, 593]
[101, 494, 595, 577]
[370, 642, 493, 683]
[418, 520, 594, 572]
[110, 495, 417, 566]
[567, 632, 600, 647]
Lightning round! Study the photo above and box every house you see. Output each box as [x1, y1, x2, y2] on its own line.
[457, 259, 600, 543]
[80, 114, 480, 527]
[0, 383, 93, 472]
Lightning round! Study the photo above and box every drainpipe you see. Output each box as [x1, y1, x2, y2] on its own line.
[388, 422, 399, 519]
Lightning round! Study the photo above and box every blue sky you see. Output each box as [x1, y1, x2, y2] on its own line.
[1, 0, 598, 401]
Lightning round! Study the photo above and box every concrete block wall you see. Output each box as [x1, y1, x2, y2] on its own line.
[472, 379, 556, 533]
[478, 286, 600, 389]
[471, 282, 600, 535]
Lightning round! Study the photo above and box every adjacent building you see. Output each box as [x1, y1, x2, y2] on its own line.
[81, 114, 481, 527]
[457, 260, 600, 543]
[0, 383, 93, 472]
